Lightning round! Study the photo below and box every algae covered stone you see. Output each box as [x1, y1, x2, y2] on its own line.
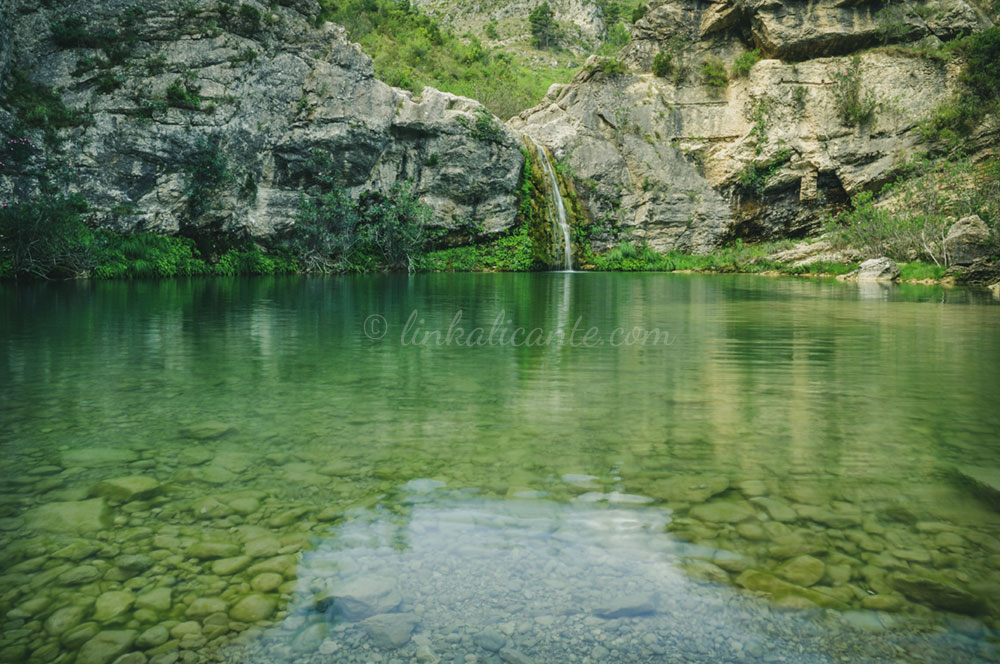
[93, 590, 136, 622]
[777, 555, 825, 587]
[76, 630, 137, 664]
[229, 594, 277, 622]
[24, 498, 109, 533]
[92, 476, 161, 502]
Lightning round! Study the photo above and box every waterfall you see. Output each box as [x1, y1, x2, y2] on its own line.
[528, 138, 573, 271]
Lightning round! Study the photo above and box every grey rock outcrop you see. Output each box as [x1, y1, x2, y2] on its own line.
[855, 257, 901, 282]
[945, 215, 993, 265]
[515, 0, 995, 254]
[2, 0, 523, 241]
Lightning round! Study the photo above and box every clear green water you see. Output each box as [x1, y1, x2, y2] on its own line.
[1, 273, 1000, 664]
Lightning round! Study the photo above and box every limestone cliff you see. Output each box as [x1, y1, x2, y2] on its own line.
[514, 0, 996, 253]
[0, 0, 523, 243]
[1, 0, 996, 259]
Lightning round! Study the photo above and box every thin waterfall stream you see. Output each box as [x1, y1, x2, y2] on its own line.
[528, 137, 573, 270]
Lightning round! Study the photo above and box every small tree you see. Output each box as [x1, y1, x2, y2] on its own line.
[652, 51, 673, 78]
[529, 2, 559, 50]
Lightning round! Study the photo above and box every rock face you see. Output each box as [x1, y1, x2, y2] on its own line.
[2, 0, 523, 241]
[514, 0, 995, 253]
[1, 0, 996, 257]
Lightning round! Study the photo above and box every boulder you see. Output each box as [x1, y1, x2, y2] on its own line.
[954, 465, 1000, 511]
[76, 630, 137, 664]
[945, 215, 993, 266]
[24, 498, 109, 534]
[892, 573, 988, 615]
[229, 594, 277, 623]
[92, 476, 161, 502]
[593, 592, 656, 618]
[362, 612, 418, 649]
[855, 258, 900, 282]
[322, 576, 402, 621]
[776, 555, 825, 587]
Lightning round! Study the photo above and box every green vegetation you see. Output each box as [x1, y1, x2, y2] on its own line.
[316, 0, 575, 120]
[652, 51, 673, 78]
[701, 57, 728, 89]
[456, 108, 506, 144]
[898, 261, 948, 281]
[591, 240, 671, 271]
[589, 57, 627, 77]
[281, 152, 430, 272]
[529, 2, 561, 50]
[732, 49, 761, 78]
[827, 155, 1000, 266]
[831, 56, 878, 127]
[2, 70, 89, 139]
[184, 138, 232, 219]
[737, 149, 791, 198]
[418, 225, 538, 272]
[920, 27, 1000, 147]
[166, 74, 202, 111]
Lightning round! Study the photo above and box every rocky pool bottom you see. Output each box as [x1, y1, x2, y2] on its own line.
[2, 435, 999, 664]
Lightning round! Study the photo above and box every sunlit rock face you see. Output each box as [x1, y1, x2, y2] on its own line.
[1, 0, 523, 241]
[514, 0, 995, 253]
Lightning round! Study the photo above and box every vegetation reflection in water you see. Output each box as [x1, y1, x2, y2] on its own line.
[1, 273, 999, 664]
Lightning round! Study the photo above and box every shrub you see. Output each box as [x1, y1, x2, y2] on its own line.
[737, 149, 791, 198]
[731, 49, 761, 78]
[0, 192, 94, 279]
[95, 72, 124, 94]
[831, 56, 878, 126]
[183, 138, 231, 219]
[281, 152, 432, 272]
[592, 240, 672, 271]
[457, 107, 506, 144]
[91, 231, 210, 278]
[4, 70, 88, 139]
[591, 57, 626, 77]
[701, 57, 728, 88]
[652, 51, 673, 78]
[827, 155, 1000, 265]
[166, 76, 201, 110]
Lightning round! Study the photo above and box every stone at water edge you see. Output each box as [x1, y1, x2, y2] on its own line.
[473, 629, 506, 652]
[854, 257, 900, 282]
[92, 476, 161, 502]
[689, 499, 756, 524]
[362, 612, 418, 649]
[135, 624, 169, 649]
[186, 597, 228, 619]
[187, 541, 241, 560]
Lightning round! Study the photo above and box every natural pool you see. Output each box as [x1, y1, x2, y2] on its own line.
[1, 273, 999, 664]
